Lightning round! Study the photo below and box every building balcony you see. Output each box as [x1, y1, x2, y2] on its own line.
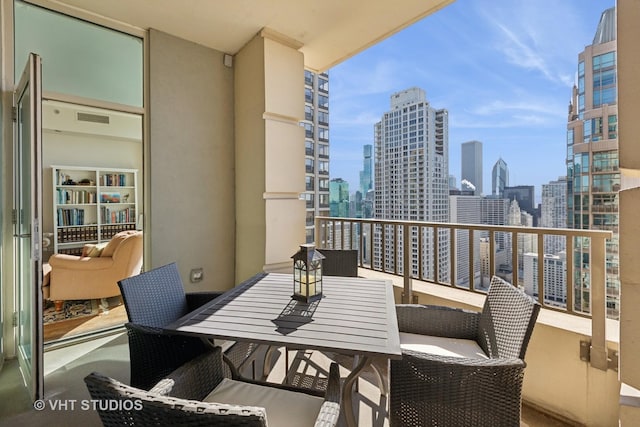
[315, 216, 622, 426]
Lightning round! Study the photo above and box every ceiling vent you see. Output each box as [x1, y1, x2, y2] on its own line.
[76, 111, 110, 124]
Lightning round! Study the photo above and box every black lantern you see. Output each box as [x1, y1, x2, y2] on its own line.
[291, 244, 325, 302]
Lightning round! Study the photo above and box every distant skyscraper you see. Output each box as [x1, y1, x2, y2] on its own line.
[491, 158, 509, 197]
[503, 185, 536, 225]
[461, 140, 482, 196]
[480, 196, 510, 286]
[329, 178, 349, 218]
[359, 144, 374, 218]
[304, 70, 330, 243]
[523, 252, 567, 305]
[566, 6, 619, 318]
[450, 195, 481, 287]
[449, 175, 457, 190]
[374, 87, 449, 279]
[360, 144, 373, 195]
[541, 177, 568, 255]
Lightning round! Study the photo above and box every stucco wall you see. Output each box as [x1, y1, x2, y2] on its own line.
[148, 29, 236, 291]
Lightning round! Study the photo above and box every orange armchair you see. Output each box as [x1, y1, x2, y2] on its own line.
[46, 230, 143, 305]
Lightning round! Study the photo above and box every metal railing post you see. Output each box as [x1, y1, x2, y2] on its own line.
[589, 235, 608, 370]
[403, 223, 411, 304]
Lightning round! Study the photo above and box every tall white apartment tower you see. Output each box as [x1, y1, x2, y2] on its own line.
[374, 87, 449, 281]
[304, 70, 330, 243]
[541, 176, 568, 255]
[450, 195, 481, 287]
[461, 140, 483, 196]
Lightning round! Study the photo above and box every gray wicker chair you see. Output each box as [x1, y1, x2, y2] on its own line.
[85, 346, 341, 427]
[390, 275, 541, 427]
[118, 262, 259, 390]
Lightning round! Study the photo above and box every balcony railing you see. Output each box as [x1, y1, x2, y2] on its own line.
[315, 216, 614, 371]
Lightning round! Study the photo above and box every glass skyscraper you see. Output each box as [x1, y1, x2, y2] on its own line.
[566, 6, 619, 318]
[491, 157, 509, 197]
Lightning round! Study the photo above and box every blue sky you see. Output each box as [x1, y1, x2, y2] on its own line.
[328, 0, 614, 201]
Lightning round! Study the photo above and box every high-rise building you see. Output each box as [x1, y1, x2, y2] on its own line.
[566, 6, 619, 318]
[360, 144, 373, 195]
[541, 177, 568, 255]
[461, 140, 482, 196]
[374, 87, 449, 280]
[480, 197, 510, 285]
[491, 158, 509, 197]
[359, 144, 374, 218]
[304, 70, 330, 243]
[329, 178, 349, 218]
[503, 185, 536, 225]
[450, 195, 481, 287]
[523, 252, 567, 306]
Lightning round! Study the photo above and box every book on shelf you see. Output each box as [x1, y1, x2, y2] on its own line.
[102, 173, 127, 187]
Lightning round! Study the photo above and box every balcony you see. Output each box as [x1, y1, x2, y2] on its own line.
[0, 218, 624, 426]
[315, 216, 621, 426]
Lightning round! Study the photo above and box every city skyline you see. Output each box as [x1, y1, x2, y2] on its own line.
[328, 0, 614, 202]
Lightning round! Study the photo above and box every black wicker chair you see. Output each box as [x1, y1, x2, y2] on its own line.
[317, 249, 358, 277]
[85, 346, 341, 427]
[390, 275, 541, 427]
[118, 262, 258, 390]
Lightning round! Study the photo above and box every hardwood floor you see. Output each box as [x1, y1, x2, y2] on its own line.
[44, 302, 128, 342]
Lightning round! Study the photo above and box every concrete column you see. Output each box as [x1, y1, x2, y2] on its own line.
[234, 29, 306, 282]
[618, 0, 640, 424]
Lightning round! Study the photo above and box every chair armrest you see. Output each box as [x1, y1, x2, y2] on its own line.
[48, 253, 115, 271]
[124, 322, 211, 391]
[85, 371, 268, 427]
[314, 362, 341, 427]
[185, 291, 225, 311]
[150, 346, 225, 401]
[396, 304, 480, 339]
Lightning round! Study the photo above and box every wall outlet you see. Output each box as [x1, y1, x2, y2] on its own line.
[190, 268, 204, 283]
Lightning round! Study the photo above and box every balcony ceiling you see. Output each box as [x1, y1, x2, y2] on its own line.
[49, 0, 454, 72]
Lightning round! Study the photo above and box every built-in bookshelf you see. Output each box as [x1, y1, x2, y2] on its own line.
[52, 166, 138, 255]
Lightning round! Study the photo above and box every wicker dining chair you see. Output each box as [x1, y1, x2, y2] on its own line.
[85, 346, 341, 427]
[118, 262, 259, 390]
[317, 249, 359, 277]
[390, 275, 541, 427]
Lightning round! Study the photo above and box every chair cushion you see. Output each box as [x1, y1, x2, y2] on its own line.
[205, 378, 323, 427]
[83, 242, 109, 257]
[101, 230, 138, 257]
[399, 332, 489, 359]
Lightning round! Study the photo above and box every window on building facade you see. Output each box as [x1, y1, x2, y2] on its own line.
[593, 52, 616, 107]
[305, 104, 314, 121]
[318, 95, 329, 109]
[305, 140, 314, 156]
[304, 70, 314, 87]
[318, 143, 329, 158]
[318, 77, 328, 93]
[608, 115, 617, 139]
[319, 160, 329, 175]
[318, 127, 329, 141]
[304, 122, 314, 138]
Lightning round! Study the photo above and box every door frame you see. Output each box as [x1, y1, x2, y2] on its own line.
[13, 51, 44, 401]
